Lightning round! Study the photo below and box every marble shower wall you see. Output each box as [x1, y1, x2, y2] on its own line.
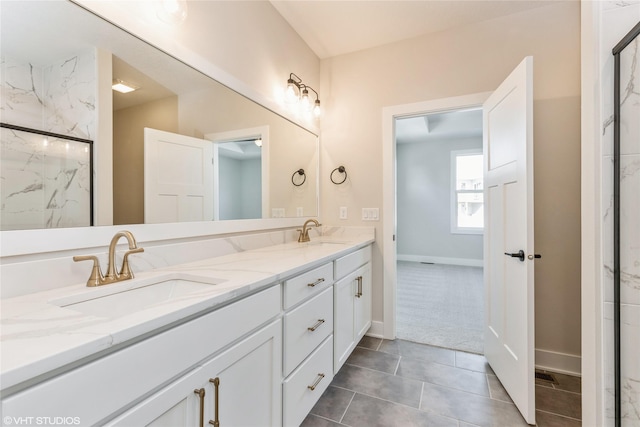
[601, 3, 640, 426]
[0, 50, 95, 229]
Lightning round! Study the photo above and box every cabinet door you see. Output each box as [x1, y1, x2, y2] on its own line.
[201, 319, 282, 427]
[108, 319, 282, 427]
[333, 264, 372, 374]
[354, 263, 372, 341]
[334, 270, 356, 373]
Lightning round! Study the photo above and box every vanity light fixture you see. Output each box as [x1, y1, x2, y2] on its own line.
[112, 79, 139, 94]
[155, 0, 188, 25]
[285, 73, 321, 117]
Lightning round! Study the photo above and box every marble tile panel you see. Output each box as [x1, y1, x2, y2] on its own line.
[419, 381, 528, 427]
[378, 339, 456, 367]
[341, 393, 458, 427]
[621, 303, 640, 424]
[331, 364, 423, 408]
[345, 346, 399, 374]
[603, 155, 615, 303]
[396, 356, 490, 397]
[619, 37, 640, 156]
[620, 154, 640, 305]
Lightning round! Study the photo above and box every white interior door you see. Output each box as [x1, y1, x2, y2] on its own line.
[144, 128, 213, 224]
[483, 56, 536, 425]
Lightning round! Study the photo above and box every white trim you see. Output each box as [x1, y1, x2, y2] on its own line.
[397, 254, 483, 267]
[382, 92, 491, 340]
[205, 126, 271, 221]
[535, 349, 582, 377]
[450, 149, 484, 235]
[580, 2, 603, 426]
[365, 321, 384, 339]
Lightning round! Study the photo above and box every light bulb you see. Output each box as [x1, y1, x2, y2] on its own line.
[285, 81, 298, 104]
[313, 100, 321, 117]
[300, 88, 311, 111]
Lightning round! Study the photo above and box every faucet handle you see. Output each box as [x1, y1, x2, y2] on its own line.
[120, 247, 144, 279]
[73, 255, 105, 287]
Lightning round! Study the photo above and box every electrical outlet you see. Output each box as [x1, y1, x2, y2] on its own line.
[339, 207, 348, 219]
[297, 207, 303, 217]
[271, 208, 285, 218]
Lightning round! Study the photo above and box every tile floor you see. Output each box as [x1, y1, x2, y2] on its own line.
[301, 337, 581, 427]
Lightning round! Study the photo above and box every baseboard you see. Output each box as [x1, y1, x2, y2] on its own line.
[368, 321, 581, 376]
[535, 349, 581, 377]
[365, 321, 384, 339]
[397, 254, 483, 267]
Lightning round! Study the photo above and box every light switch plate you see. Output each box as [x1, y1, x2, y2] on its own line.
[362, 208, 379, 221]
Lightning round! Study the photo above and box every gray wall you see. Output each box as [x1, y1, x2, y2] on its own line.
[397, 137, 483, 264]
[219, 156, 261, 220]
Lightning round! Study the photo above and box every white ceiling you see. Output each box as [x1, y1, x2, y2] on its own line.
[270, 0, 555, 59]
[395, 108, 483, 144]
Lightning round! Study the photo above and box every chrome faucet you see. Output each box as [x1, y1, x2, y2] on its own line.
[73, 230, 144, 287]
[297, 219, 322, 243]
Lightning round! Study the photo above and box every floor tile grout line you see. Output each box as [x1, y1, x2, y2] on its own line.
[337, 390, 356, 425]
[393, 355, 401, 376]
[418, 381, 425, 411]
[309, 413, 350, 426]
[536, 408, 582, 422]
[342, 362, 506, 404]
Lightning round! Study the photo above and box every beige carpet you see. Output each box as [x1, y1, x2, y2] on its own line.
[396, 261, 484, 354]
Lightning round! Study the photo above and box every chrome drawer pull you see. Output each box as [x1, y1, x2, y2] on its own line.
[307, 373, 325, 391]
[307, 319, 325, 331]
[193, 388, 205, 427]
[307, 278, 325, 287]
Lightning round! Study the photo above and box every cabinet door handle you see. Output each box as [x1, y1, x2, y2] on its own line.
[307, 373, 326, 391]
[307, 278, 325, 287]
[307, 319, 325, 331]
[193, 388, 205, 427]
[355, 276, 363, 298]
[208, 377, 220, 427]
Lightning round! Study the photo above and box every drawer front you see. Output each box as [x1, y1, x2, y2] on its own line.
[283, 336, 333, 427]
[284, 262, 333, 309]
[1, 285, 281, 427]
[335, 245, 372, 280]
[284, 287, 333, 376]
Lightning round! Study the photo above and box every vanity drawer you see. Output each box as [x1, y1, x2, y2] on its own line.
[335, 245, 371, 279]
[283, 262, 333, 309]
[283, 286, 333, 376]
[283, 335, 333, 427]
[1, 285, 281, 427]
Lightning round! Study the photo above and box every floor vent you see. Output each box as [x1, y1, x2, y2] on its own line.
[535, 372, 557, 383]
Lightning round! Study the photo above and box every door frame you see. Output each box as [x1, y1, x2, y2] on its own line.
[205, 126, 270, 220]
[381, 92, 491, 340]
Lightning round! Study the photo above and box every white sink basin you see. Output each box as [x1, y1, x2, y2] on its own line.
[51, 277, 225, 318]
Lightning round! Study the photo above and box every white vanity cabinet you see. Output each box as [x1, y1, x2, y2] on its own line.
[1, 285, 281, 427]
[334, 246, 372, 373]
[282, 263, 334, 427]
[108, 319, 282, 427]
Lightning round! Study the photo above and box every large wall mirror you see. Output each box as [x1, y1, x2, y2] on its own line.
[0, 0, 318, 231]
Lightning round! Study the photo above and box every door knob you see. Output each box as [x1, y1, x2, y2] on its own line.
[504, 250, 525, 262]
[504, 250, 541, 262]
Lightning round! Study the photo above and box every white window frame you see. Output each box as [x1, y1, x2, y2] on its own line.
[450, 148, 484, 235]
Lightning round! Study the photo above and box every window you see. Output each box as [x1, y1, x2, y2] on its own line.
[451, 150, 483, 234]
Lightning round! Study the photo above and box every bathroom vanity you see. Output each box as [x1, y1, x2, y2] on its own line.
[0, 234, 373, 426]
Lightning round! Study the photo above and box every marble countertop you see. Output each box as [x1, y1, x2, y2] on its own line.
[0, 234, 374, 391]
